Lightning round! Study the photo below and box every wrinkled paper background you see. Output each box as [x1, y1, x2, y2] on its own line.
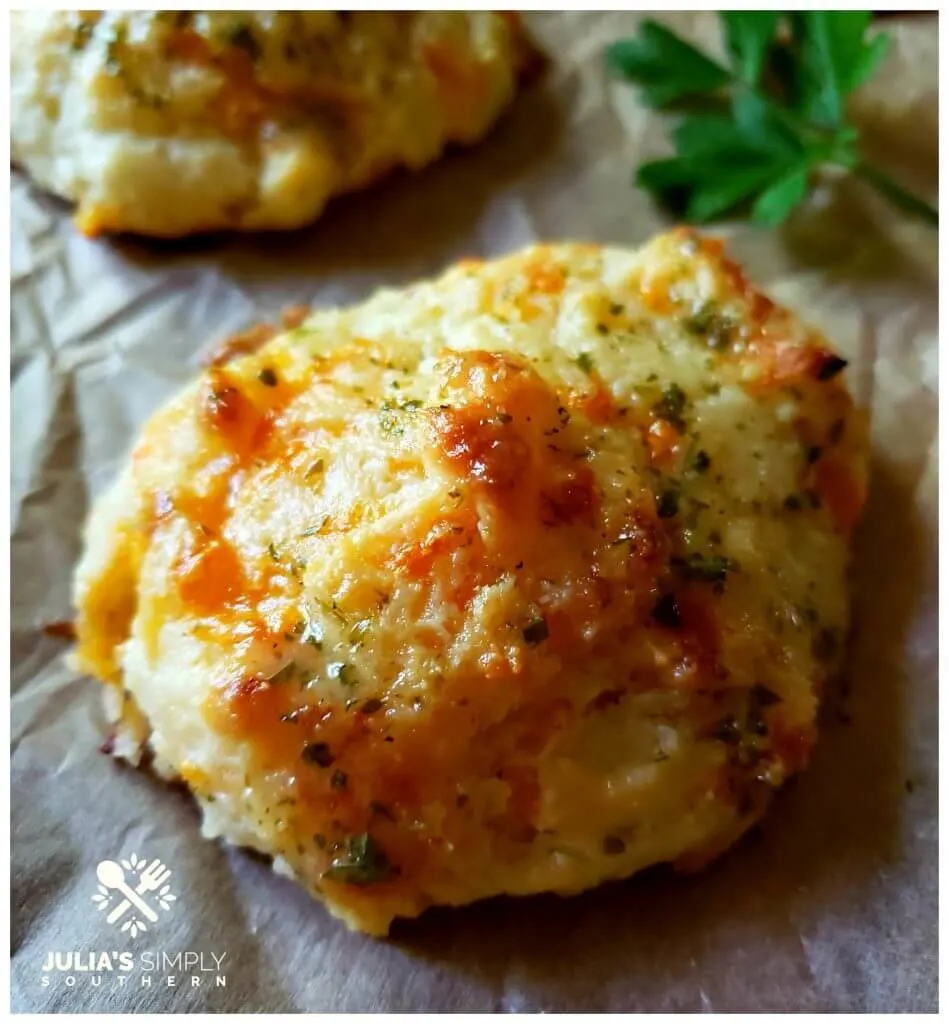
[10, 12, 938, 1013]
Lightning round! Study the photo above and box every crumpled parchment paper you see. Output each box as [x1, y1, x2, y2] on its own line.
[10, 12, 937, 1012]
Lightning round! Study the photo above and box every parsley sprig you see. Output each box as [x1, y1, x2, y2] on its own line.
[607, 13, 937, 227]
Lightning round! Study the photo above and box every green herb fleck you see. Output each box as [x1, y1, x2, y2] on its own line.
[322, 834, 395, 886]
[370, 801, 396, 821]
[712, 716, 742, 745]
[652, 383, 687, 429]
[299, 516, 330, 538]
[305, 458, 325, 479]
[301, 742, 334, 767]
[576, 352, 596, 375]
[684, 305, 734, 349]
[692, 449, 711, 473]
[227, 22, 262, 61]
[258, 367, 278, 387]
[72, 19, 94, 51]
[268, 542, 281, 561]
[379, 404, 404, 437]
[672, 552, 737, 584]
[652, 593, 682, 628]
[656, 490, 680, 518]
[329, 662, 358, 687]
[105, 23, 128, 74]
[522, 616, 549, 646]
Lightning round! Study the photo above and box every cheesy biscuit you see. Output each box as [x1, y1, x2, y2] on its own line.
[11, 10, 536, 237]
[73, 232, 867, 934]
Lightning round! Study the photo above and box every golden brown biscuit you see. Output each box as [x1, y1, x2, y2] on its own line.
[11, 11, 536, 237]
[73, 232, 867, 934]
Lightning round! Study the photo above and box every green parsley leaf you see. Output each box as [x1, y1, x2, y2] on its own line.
[722, 12, 779, 84]
[607, 13, 936, 227]
[606, 20, 730, 107]
[791, 12, 887, 125]
[752, 164, 811, 226]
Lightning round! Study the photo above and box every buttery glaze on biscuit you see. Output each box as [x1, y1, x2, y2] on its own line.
[11, 10, 535, 237]
[73, 232, 867, 934]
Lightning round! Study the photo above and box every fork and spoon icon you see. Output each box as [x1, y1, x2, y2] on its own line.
[96, 859, 171, 924]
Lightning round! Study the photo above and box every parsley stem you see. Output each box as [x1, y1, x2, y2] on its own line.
[855, 163, 938, 227]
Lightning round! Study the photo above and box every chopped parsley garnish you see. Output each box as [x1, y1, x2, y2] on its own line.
[105, 23, 128, 74]
[683, 304, 734, 349]
[652, 383, 688, 429]
[72, 19, 94, 51]
[299, 516, 330, 538]
[656, 489, 680, 518]
[258, 367, 278, 387]
[227, 22, 262, 60]
[329, 662, 358, 687]
[370, 801, 396, 821]
[268, 542, 281, 561]
[305, 458, 325, 479]
[301, 742, 334, 768]
[322, 834, 395, 886]
[575, 352, 596, 375]
[711, 716, 742, 745]
[672, 552, 737, 584]
[379, 404, 403, 437]
[651, 593, 682, 628]
[522, 616, 549, 646]
[692, 449, 711, 473]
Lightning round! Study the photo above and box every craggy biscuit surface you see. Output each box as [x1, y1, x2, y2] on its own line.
[73, 232, 867, 934]
[11, 11, 534, 237]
